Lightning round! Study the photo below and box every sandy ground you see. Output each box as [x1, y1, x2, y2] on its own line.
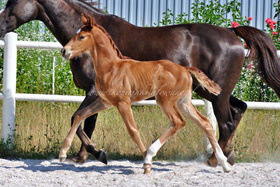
[0, 158, 280, 187]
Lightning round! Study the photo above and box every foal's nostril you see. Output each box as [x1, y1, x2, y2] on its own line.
[61, 48, 66, 57]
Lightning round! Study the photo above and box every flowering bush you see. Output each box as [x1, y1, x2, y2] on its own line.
[264, 17, 280, 50]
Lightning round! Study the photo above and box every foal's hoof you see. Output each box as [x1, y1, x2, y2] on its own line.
[227, 150, 236, 166]
[222, 162, 232, 173]
[143, 164, 152, 174]
[95, 150, 108, 165]
[59, 157, 66, 162]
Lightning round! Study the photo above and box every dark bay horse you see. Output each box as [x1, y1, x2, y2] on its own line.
[1, 0, 280, 166]
[61, 14, 231, 174]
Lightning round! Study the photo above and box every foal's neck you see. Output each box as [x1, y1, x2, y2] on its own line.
[90, 28, 121, 77]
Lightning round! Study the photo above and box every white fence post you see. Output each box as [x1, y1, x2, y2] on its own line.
[203, 99, 217, 155]
[1, 32, 17, 145]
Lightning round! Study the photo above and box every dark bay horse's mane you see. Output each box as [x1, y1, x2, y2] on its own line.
[66, 0, 127, 22]
[6, 0, 17, 8]
[76, 0, 105, 14]
[92, 22, 130, 59]
[81, 0, 99, 7]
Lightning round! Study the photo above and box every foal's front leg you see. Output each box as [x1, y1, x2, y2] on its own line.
[116, 101, 147, 158]
[59, 98, 110, 161]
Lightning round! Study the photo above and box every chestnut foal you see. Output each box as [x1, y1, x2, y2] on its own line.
[61, 15, 231, 174]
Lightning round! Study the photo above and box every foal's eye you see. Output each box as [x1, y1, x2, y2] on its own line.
[79, 36, 85, 40]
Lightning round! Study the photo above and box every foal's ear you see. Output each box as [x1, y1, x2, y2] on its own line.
[81, 13, 94, 28]
[81, 13, 88, 25]
[87, 15, 94, 28]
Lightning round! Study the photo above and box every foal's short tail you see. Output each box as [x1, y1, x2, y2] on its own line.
[186, 67, 222, 96]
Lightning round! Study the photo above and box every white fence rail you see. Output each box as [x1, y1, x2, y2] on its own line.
[1, 32, 280, 145]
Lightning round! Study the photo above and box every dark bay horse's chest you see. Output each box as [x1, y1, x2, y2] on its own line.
[69, 55, 96, 92]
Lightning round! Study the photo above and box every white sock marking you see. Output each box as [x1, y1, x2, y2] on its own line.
[144, 139, 162, 164]
[214, 142, 231, 172]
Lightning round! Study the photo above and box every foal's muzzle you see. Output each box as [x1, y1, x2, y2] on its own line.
[61, 48, 70, 60]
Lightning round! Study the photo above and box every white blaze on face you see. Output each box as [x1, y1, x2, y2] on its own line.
[76, 28, 81, 34]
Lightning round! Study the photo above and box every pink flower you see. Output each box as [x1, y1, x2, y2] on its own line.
[270, 24, 275, 29]
[272, 32, 278, 36]
[266, 18, 273, 24]
[266, 18, 277, 29]
[231, 21, 240, 28]
[248, 17, 253, 21]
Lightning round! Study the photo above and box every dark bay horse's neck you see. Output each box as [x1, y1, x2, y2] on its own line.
[36, 0, 83, 46]
[96, 15, 137, 50]
[63, 0, 138, 52]
[35, 0, 138, 54]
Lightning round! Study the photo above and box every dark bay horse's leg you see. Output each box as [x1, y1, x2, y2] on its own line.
[224, 96, 247, 164]
[206, 96, 247, 167]
[59, 97, 110, 162]
[73, 114, 99, 163]
[206, 96, 232, 167]
[72, 93, 108, 164]
[192, 44, 245, 166]
[75, 118, 107, 164]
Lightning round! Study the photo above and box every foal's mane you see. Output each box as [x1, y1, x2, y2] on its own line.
[93, 23, 129, 59]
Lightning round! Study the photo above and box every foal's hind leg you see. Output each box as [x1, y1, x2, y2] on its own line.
[59, 98, 110, 161]
[144, 99, 186, 174]
[177, 96, 231, 172]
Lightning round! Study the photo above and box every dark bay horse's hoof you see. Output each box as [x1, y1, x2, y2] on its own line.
[72, 155, 88, 164]
[72, 150, 107, 164]
[206, 157, 218, 167]
[227, 150, 236, 166]
[72, 150, 89, 163]
[95, 150, 108, 165]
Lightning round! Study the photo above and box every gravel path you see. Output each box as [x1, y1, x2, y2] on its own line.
[0, 158, 279, 186]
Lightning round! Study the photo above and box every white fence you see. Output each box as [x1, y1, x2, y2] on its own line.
[1, 32, 280, 144]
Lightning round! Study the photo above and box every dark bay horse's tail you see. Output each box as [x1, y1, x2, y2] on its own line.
[230, 26, 280, 98]
[186, 67, 222, 96]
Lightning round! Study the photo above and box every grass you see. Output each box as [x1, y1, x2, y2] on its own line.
[0, 101, 279, 162]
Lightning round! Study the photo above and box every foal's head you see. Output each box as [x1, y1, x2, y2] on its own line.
[62, 14, 95, 60]
[62, 14, 127, 61]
